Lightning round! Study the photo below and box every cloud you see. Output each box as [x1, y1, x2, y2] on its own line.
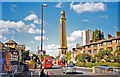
[24, 14, 38, 21]
[82, 19, 89, 22]
[40, 44, 60, 57]
[11, 4, 17, 12]
[98, 15, 108, 19]
[0, 35, 7, 40]
[67, 43, 76, 51]
[30, 41, 34, 43]
[55, 2, 63, 8]
[1, 28, 15, 34]
[34, 36, 48, 41]
[0, 20, 45, 34]
[70, 2, 106, 14]
[113, 26, 118, 30]
[26, 46, 31, 50]
[28, 28, 45, 34]
[41, 43, 76, 57]
[67, 30, 82, 42]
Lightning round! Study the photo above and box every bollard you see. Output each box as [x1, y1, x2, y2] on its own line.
[92, 67, 95, 73]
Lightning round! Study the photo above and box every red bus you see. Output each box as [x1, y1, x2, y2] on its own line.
[44, 56, 52, 68]
[58, 59, 65, 66]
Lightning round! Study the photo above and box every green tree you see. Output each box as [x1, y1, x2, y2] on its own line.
[20, 50, 30, 63]
[101, 31, 104, 39]
[92, 32, 94, 41]
[75, 53, 91, 62]
[92, 29, 104, 42]
[94, 50, 113, 62]
[66, 54, 72, 60]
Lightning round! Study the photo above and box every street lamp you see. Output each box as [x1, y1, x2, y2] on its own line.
[41, 4, 47, 53]
[40, 4, 47, 76]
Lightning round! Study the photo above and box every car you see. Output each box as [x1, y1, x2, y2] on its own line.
[62, 65, 76, 74]
[98, 65, 113, 71]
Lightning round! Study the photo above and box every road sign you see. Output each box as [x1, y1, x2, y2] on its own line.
[85, 56, 87, 59]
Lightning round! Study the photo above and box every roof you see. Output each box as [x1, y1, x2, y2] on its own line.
[0, 41, 4, 45]
[76, 36, 120, 48]
[5, 40, 18, 45]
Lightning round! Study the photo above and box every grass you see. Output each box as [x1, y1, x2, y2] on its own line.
[74, 62, 120, 68]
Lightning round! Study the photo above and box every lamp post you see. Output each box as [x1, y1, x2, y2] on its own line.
[40, 4, 47, 76]
[41, 4, 47, 52]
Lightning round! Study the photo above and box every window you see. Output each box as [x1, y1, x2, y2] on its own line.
[62, 51, 64, 54]
[93, 44, 97, 47]
[106, 41, 112, 45]
[82, 46, 85, 49]
[117, 40, 120, 43]
[117, 46, 120, 50]
[88, 50, 91, 54]
[99, 43, 103, 46]
[88, 45, 91, 48]
[94, 50, 98, 53]
[107, 47, 113, 51]
[46, 57, 51, 59]
[100, 49, 103, 51]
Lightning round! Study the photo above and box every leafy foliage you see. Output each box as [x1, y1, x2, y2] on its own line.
[20, 50, 30, 62]
[66, 54, 72, 60]
[75, 53, 92, 62]
[92, 29, 104, 42]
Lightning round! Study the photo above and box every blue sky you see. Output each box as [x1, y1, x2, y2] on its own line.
[0, 2, 118, 57]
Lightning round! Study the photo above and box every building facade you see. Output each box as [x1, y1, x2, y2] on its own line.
[81, 30, 93, 46]
[75, 32, 120, 57]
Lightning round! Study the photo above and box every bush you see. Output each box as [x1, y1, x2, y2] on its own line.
[75, 62, 119, 67]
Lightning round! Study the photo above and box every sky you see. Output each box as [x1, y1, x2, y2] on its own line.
[0, 2, 119, 57]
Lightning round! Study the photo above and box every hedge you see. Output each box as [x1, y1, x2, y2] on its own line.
[74, 62, 120, 67]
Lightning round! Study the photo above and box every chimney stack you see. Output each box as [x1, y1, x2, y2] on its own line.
[116, 32, 120, 37]
[107, 34, 112, 39]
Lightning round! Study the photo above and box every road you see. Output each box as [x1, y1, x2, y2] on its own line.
[1, 65, 119, 77]
[44, 65, 119, 77]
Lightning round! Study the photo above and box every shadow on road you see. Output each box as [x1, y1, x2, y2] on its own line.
[45, 67, 62, 69]
[66, 72, 83, 74]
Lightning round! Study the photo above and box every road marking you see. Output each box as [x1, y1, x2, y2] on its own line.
[45, 69, 52, 77]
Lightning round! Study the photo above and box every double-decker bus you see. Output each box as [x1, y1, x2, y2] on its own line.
[44, 56, 52, 68]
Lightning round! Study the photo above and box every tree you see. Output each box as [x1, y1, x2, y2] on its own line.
[66, 54, 72, 60]
[91, 29, 104, 42]
[113, 50, 120, 62]
[32, 54, 39, 62]
[94, 50, 113, 62]
[20, 50, 30, 63]
[101, 31, 104, 39]
[75, 53, 91, 62]
[92, 32, 95, 41]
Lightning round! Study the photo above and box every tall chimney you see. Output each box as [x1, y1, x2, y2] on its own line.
[116, 32, 120, 37]
[107, 34, 112, 39]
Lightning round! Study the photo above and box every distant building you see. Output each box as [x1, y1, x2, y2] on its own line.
[81, 30, 93, 46]
[5, 40, 18, 48]
[0, 41, 11, 73]
[0, 41, 4, 49]
[38, 50, 46, 56]
[17, 44, 25, 54]
[74, 32, 120, 57]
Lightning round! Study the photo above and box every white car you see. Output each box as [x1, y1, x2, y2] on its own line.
[62, 65, 76, 74]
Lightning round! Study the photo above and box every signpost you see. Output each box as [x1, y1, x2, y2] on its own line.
[84, 56, 87, 67]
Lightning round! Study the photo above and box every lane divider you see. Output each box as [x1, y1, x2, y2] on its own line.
[45, 69, 52, 77]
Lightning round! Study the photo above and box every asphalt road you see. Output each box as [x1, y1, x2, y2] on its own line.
[44, 65, 119, 77]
